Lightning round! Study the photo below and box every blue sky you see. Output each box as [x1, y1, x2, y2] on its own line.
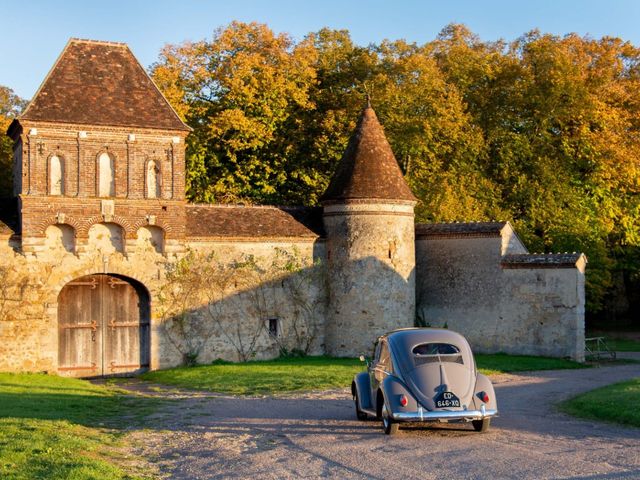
[2, 0, 640, 100]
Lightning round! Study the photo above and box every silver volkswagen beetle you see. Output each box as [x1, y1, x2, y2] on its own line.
[352, 328, 498, 435]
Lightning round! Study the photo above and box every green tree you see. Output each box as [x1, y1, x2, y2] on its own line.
[0, 86, 27, 197]
[151, 21, 318, 203]
[152, 22, 640, 321]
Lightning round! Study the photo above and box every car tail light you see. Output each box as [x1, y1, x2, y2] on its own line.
[399, 394, 408, 407]
[477, 391, 489, 403]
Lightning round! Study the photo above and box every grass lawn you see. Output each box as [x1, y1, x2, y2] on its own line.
[0, 373, 160, 480]
[560, 378, 640, 428]
[141, 353, 588, 395]
[606, 338, 640, 352]
[141, 356, 363, 395]
[475, 353, 588, 376]
[586, 331, 640, 352]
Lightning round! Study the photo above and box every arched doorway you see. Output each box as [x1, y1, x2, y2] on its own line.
[57, 274, 150, 377]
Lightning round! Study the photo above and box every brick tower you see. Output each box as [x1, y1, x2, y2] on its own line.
[7, 39, 190, 257]
[321, 106, 417, 357]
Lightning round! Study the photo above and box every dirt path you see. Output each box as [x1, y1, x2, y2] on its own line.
[121, 363, 640, 480]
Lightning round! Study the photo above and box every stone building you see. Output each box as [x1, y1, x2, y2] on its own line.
[0, 39, 586, 377]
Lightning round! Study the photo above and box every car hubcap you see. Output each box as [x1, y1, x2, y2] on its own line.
[382, 405, 389, 428]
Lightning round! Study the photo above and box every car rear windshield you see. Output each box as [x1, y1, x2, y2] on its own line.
[412, 343, 463, 365]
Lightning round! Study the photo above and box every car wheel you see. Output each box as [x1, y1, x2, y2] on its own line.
[354, 390, 368, 421]
[381, 403, 399, 435]
[472, 418, 490, 432]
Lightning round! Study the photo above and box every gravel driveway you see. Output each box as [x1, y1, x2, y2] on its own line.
[125, 363, 640, 480]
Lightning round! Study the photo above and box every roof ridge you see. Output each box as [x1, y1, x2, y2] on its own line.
[69, 38, 127, 47]
[187, 203, 318, 210]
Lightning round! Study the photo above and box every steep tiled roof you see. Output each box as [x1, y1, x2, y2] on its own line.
[0, 198, 19, 236]
[19, 39, 189, 131]
[321, 107, 416, 203]
[501, 253, 584, 268]
[416, 222, 507, 238]
[186, 205, 324, 239]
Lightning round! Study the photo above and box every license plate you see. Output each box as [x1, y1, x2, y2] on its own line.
[434, 391, 460, 408]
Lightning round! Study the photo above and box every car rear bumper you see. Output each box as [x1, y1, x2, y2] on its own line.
[391, 404, 498, 422]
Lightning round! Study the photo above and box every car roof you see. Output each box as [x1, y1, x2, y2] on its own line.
[383, 328, 468, 346]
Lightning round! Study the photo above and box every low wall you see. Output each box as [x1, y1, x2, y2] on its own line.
[416, 235, 586, 361]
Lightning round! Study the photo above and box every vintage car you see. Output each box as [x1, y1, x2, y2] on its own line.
[352, 328, 498, 435]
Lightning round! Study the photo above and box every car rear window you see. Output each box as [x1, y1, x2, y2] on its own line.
[412, 343, 463, 365]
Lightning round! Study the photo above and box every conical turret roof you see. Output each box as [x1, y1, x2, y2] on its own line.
[321, 106, 416, 203]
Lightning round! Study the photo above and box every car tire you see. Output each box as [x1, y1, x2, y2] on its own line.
[354, 390, 368, 421]
[381, 403, 399, 435]
[472, 418, 490, 432]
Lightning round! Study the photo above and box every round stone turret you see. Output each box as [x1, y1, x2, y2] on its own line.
[322, 106, 416, 357]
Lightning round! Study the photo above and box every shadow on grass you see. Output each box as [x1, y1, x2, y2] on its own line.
[0, 374, 163, 429]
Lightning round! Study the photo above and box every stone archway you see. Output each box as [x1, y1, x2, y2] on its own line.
[57, 274, 150, 377]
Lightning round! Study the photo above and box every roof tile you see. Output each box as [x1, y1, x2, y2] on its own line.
[321, 107, 416, 203]
[19, 39, 189, 131]
[416, 221, 507, 238]
[186, 205, 324, 239]
[501, 253, 583, 268]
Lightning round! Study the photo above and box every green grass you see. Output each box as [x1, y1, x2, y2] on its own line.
[0, 373, 160, 480]
[560, 378, 640, 428]
[606, 338, 640, 352]
[141, 353, 588, 395]
[475, 353, 588, 375]
[141, 356, 363, 395]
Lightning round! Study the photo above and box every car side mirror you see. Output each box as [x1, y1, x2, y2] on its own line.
[359, 355, 370, 367]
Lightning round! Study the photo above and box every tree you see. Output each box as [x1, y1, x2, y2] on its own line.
[151, 21, 318, 204]
[0, 86, 27, 197]
[153, 22, 640, 323]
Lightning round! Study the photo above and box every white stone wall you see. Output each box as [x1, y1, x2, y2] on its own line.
[415, 234, 586, 361]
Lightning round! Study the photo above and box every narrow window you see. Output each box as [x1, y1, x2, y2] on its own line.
[146, 160, 161, 198]
[98, 152, 115, 197]
[50, 155, 64, 195]
[268, 318, 279, 337]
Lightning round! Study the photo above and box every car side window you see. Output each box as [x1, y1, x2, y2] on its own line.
[379, 341, 392, 371]
[373, 340, 381, 363]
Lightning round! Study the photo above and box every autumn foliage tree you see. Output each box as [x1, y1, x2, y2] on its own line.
[0, 86, 26, 197]
[151, 21, 640, 323]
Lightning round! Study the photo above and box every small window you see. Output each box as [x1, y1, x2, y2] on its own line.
[268, 318, 279, 337]
[373, 340, 381, 362]
[379, 341, 391, 370]
[146, 160, 161, 198]
[412, 343, 463, 365]
[413, 343, 460, 356]
[49, 155, 64, 195]
[98, 152, 115, 197]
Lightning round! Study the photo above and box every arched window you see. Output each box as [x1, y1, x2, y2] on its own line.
[49, 155, 64, 195]
[98, 152, 115, 197]
[146, 160, 161, 198]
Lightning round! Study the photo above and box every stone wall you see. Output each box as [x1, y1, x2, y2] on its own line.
[161, 239, 327, 365]
[415, 229, 586, 361]
[323, 201, 415, 357]
[0, 233, 326, 373]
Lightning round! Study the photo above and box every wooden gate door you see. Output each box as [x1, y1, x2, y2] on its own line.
[58, 274, 150, 377]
